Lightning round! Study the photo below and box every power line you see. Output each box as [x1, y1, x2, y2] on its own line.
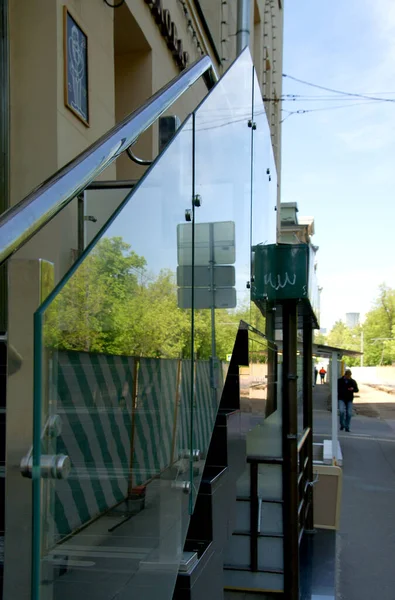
[282, 73, 395, 103]
[280, 99, 378, 123]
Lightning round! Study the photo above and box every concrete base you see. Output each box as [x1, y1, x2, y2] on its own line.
[313, 464, 342, 530]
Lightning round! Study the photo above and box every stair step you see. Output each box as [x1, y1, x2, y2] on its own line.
[224, 534, 283, 572]
[236, 496, 284, 504]
[232, 531, 284, 539]
[224, 568, 284, 594]
[224, 565, 284, 575]
[247, 456, 283, 465]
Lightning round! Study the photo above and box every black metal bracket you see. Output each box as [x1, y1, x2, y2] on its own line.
[126, 146, 153, 166]
[103, 0, 125, 8]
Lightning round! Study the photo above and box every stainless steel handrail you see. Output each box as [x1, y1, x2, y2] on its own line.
[0, 55, 215, 265]
[297, 427, 311, 454]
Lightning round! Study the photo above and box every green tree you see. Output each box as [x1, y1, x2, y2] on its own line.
[313, 331, 327, 345]
[44, 237, 147, 353]
[43, 235, 270, 362]
[324, 321, 362, 366]
[363, 284, 395, 365]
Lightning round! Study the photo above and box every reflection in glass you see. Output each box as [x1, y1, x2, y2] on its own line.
[251, 68, 277, 249]
[34, 118, 195, 600]
[192, 49, 255, 506]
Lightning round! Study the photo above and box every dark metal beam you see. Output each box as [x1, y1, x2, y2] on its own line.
[265, 304, 277, 417]
[282, 300, 299, 599]
[250, 461, 258, 571]
[303, 321, 314, 531]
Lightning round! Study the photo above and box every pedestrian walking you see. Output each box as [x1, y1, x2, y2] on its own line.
[338, 369, 359, 432]
[314, 367, 318, 386]
[319, 366, 326, 384]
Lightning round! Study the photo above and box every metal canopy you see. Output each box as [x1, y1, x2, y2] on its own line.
[313, 343, 362, 358]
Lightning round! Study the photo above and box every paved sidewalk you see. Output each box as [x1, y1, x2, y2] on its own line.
[312, 382, 395, 600]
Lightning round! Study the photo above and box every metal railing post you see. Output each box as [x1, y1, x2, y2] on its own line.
[282, 299, 299, 600]
[303, 321, 314, 530]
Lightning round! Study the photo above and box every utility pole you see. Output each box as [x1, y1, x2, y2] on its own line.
[360, 330, 364, 367]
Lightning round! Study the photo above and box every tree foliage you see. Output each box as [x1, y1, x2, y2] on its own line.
[321, 284, 395, 366]
[363, 284, 395, 365]
[44, 237, 266, 361]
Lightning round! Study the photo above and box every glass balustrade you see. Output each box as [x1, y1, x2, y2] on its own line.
[32, 117, 195, 600]
[27, 48, 277, 600]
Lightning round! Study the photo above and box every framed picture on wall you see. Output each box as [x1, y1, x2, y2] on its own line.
[63, 6, 89, 126]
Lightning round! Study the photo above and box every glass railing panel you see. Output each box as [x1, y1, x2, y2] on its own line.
[32, 117, 194, 600]
[190, 48, 254, 506]
[83, 183, 135, 249]
[243, 327, 281, 458]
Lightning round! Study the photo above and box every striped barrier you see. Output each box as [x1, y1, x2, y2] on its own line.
[49, 351, 225, 541]
[53, 350, 134, 540]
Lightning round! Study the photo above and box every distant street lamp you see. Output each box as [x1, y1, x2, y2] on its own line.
[352, 331, 364, 367]
[360, 331, 364, 367]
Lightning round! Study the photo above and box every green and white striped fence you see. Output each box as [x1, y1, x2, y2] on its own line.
[50, 351, 224, 540]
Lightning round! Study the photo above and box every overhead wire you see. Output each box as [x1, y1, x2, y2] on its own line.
[280, 99, 379, 123]
[282, 73, 395, 103]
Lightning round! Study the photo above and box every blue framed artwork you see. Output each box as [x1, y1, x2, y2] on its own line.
[64, 7, 89, 126]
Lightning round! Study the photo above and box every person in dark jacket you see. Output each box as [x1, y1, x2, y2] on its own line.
[338, 369, 359, 432]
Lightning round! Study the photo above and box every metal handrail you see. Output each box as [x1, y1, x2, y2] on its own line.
[297, 427, 311, 453]
[0, 55, 215, 266]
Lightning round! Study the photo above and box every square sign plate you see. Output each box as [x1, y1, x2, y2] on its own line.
[177, 287, 237, 309]
[177, 221, 235, 266]
[176, 265, 235, 288]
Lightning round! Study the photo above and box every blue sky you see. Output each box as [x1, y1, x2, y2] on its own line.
[281, 0, 395, 329]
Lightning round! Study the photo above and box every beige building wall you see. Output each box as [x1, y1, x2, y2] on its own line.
[115, 0, 210, 182]
[9, 0, 283, 234]
[9, 0, 116, 279]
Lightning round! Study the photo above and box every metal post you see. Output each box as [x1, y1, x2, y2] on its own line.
[331, 351, 338, 464]
[282, 300, 299, 600]
[77, 192, 85, 257]
[250, 460, 258, 571]
[209, 223, 217, 392]
[303, 321, 314, 530]
[265, 304, 277, 415]
[361, 330, 364, 367]
[209, 224, 216, 363]
[236, 0, 251, 55]
[0, 0, 9, 329]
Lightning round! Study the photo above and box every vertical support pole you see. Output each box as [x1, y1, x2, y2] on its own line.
[250, 460, 258, 571]
[209, 223, 217, 391]
[236, 0, 251, 55]
[361, 331, 364, 367]
[282, 300, 299, 600]
[128, 358, 139, 497]
[0, 6, 10, 593]
[331, 351, 338, 464]
[303, 320, 314, 530]
[77, 192, 85, 257]
[0, 0, 9, 331]
[265, 304, 277, 415]
[170, 359, 182, 463]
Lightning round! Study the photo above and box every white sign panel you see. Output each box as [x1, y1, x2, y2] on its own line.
[177, 222, 236, 266]
[176, 265, 235, 288]
[177, 287, 237, 310]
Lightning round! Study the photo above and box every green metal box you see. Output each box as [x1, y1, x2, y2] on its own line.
[252, 243, 320, 327]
